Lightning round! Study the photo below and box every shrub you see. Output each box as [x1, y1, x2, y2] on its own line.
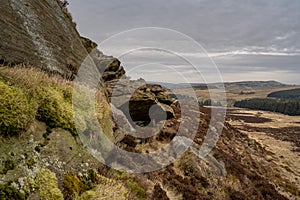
[35, 169, 63, 200]
[77, 172, 129, 200]
[112, 171, 146, 199]
[26, 158, 36, 169]
[125, 178, 146, 199]
[78, 190, 97, 200]
[62, 171, 83, 199]
[0, 81, 36, 135]
[1, 159, 16, 174]
[34, 145, 41, 153]
[0, 183, 26, 200]
[36, 87, 76, 135]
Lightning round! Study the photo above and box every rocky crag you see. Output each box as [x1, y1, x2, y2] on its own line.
[0, 1, 299, 200]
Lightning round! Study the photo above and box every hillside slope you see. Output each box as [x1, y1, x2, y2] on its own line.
[0, 1, 299, 200]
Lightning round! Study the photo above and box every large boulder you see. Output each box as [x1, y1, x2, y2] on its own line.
[107, 77, 176, 124]
[120, 84, 175, 123]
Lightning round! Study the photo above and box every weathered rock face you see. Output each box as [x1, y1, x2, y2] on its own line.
[0, 0, 89, 77]
[121, 84, 175, 123]
[82, 40, 175, 125]
[107, 77, 176, 124]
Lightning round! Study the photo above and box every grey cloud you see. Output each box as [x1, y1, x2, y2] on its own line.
[69, 0, 300, 84]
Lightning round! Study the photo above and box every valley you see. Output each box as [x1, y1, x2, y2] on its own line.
[226, 107, 300, 196]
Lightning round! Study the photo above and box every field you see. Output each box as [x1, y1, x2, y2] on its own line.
[226, 107, 300, 192]
[174, 85, 300, 105]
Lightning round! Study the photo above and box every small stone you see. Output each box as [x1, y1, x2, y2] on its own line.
[265, 155, 273, 161]
[135, 139, 142, 144]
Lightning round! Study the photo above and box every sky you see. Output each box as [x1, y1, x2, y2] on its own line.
[68, 0, 300, 84]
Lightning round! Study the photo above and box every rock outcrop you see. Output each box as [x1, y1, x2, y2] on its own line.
[119, 83, 175, 123]
[80, 37, 126, 82]
[0, 0, 88, 77]
[106, 77, 176, 125]
[1, 1, 299, 200]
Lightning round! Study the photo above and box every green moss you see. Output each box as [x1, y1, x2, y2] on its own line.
[0, 67, 115, 140]
[86, 169, 99, 184]
[0, 183, 26, 200]
[78, 172, 129, 200]
[62, 171, 84, 199]
[112, 171, 146, 199]
[35, 169, 63, 200]
[125, 179, 147, 199]
[78, 169, 99, 192]
[0, 71, 76, 136]
[0, 81, 36, 135]
[61, 86, 73, 103]
[36, 87, 76, 135]
[34, 145, 41, 153]
[79, 190, 97, 200]
[26, 158, 36, 169]
[23, 178, 36, 195]
[73, 87, 114, 141]
[46, 127, 52, 133]
[95, 90, 114, 141]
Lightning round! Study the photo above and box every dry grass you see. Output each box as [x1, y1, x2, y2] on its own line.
[0, 65, 73, 89]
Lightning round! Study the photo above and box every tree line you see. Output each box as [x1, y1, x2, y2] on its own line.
[234, 98, 300, 116]
[267, 88, 300, 99]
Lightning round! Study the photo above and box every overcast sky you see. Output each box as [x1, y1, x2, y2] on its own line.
[69, 0, 300, 84]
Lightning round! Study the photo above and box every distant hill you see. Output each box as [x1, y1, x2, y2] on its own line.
[268, 88, 300, 99]
[148, 80, 290, 90]
[220, 81, 290, 90]
[146, 81, 218, 90]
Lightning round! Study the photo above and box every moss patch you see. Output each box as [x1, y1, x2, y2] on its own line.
[78, 173, 129, 200]
[95, 89, 114, 141]
[35, 169, 63, 200]
[0, 159, 16, 174]
[62, 171, 83, 199]
[0, 66, 114, 139]
[112, 171, 146, 199]
[36, 86, 76, 135]
[0, 183, 26, 200]
[0, 67, 76, 136]
[0, 81, 36, 135]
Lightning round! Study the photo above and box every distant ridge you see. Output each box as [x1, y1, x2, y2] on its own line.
[220, 80, 290, 90]
[147, 80, 291, 90]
